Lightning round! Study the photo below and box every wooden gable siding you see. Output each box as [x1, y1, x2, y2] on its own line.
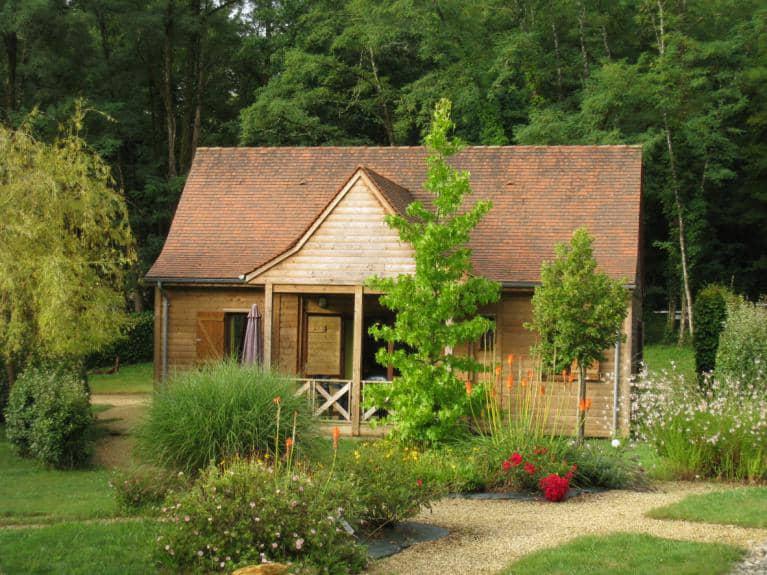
[161, 286, 264, 374]
[254, 178, 414, 285]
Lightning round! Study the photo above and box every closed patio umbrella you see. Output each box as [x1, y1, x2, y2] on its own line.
[242, 303, 262, 365]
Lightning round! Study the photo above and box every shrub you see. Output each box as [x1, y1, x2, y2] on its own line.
[500, 447, 576, 496]
[112, 466, 190, 514]
[86, 311, 154, 368]
[136, 361, 318, 474]
[338, 441, 438, 532]
[715, 298, 767, 390]
[693, 285, 731, 379]
[633, 366, 767, 481]
[156, 458, 367, 574]
[5, 365, 93, 468]
[0, 360, 7, 424]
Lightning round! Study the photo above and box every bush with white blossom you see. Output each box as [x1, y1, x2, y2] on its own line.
[632, 365, 767, 481]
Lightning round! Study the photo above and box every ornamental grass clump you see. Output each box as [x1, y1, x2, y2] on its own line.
[633, 366, 767, 481]
[156, 458, 367, 574]
[136, 361, 317, 474]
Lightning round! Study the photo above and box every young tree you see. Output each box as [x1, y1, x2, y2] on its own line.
[526, 228, 627, 443]
[366, 99, 501, 444]
[0, 109, 135, 383]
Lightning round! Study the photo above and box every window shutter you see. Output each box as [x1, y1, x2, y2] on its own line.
[196, 311, 225, 363]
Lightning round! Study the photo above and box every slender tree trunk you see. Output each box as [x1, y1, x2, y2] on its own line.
[666, 295, 676, 339]
[601, 24, 611, 59]
[162, 0, 178, 179]
[664, 115, 694, 337]
[678, 289, 687, 343]
[577, 3, 590, 81]
[5, 358, 15, 388]
[3, 31, 18, 115]
[551, 23, 563, 99]
[367, 47, 395, 146]
[577, 363, 587, 444]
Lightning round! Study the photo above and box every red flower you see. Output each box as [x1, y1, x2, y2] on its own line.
[524, 462, 536, 475]
[509, 452, 523, 467]
[502, 460, 512, 472]
[416, 479, 423, 488]
[533, 447, 548, 455]
[539, 473, 570, 502]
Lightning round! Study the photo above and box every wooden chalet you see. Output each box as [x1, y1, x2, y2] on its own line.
[146, 146, 643, 437]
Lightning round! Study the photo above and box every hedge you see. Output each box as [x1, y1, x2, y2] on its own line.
[692, 284, 731, 380]
[86, 311, 153, 368]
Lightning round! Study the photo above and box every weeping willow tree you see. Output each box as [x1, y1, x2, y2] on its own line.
[0, 107, 136, 383]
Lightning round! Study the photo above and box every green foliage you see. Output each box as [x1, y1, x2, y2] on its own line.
[5, 365, 93, 469]
[0, 112, 135, 371]
[366, 99, 501, 444]
[111, 466, 189, 515]
[136, 362, 318, 474]
[692, 285, 732, 378]
[338, 441, 439, 531]
[86, 312, 154, 369]
[156, 459, 367, 574]
[528, 228, 628, 374]
[500, 532, 744, 575]
[88, 362, 154, 395]
[634, 370, 767, 482]
[715, 297, 767, 389]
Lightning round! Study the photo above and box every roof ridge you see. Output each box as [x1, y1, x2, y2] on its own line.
[195, 144, 643, 151]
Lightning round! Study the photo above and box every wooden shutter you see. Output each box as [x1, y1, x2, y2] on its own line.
[196, 311, 225, 363]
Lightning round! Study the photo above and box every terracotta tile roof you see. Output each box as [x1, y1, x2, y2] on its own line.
[146, 146, 642, 286]
[359, 166, 414, 217]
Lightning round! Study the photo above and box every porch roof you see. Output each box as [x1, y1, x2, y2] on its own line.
[146, 146, 642, 286]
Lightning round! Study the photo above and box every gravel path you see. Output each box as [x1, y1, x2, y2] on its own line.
[369, 483, 767, 575]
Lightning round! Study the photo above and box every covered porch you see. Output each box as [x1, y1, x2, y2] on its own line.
[261, 283, 394, 436]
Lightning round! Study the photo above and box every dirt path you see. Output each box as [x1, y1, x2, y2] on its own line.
[91, 394, 150, 469]
[369, 483, 767, 575]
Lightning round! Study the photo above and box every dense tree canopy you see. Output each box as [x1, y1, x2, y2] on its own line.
[1, 0, 764, 313]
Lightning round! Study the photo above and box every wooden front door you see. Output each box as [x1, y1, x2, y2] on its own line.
[303, 313, 343, 377]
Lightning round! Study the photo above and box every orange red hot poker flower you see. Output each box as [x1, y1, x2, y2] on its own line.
[332, 426, 341, 450]
[465, 380, 473, 396]
[578, 398, 593, 412]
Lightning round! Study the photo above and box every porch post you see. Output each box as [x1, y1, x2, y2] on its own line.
[263, 282, 273, 369]
[351, 285, 364, 436]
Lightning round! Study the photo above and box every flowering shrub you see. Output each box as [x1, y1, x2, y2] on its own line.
[112, 466, 190, 514]
[339, 441, 438, 532]
[715, 298, 767, 390]
[501, 447, 575, 500]
[156, 458, 366, 574]
[539, 473, 570, 502]
[633, 366, 767, 481]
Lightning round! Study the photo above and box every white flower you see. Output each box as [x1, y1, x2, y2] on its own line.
[611, 439, 621, 448]
[295, 538, 304, 550]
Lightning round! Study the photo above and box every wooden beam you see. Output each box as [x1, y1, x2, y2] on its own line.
[351, 285, 364, 436]
[273, 284, 357, 295]
[263, 282, 273, 369]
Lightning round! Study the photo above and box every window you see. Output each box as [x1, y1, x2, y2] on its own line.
[224, 312, 248, 360]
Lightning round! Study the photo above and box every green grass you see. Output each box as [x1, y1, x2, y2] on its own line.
[500, 532, 744, 575]
[89, 362, 154, 394]
[643, 343, 695, 382]
[0, 520, 160, 574]
[0, 428, 117, 526]
[647, 487, 767, 528]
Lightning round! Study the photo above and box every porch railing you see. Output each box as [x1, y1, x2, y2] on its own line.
[293, 378, 390, 423]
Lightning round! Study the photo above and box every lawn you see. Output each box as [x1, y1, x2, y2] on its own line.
[89, 362, 154, 394]
[0, 428, 117, 526]
[647, 487, 767, 529]
[0, 520, 160, 575]
[643, 343, 695, 382]
[500, 532, 744, 575]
